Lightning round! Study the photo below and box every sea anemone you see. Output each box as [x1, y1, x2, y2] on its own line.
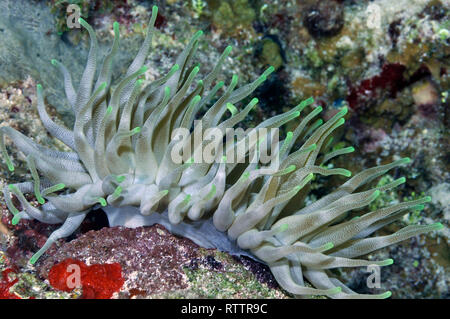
[0, 6, 442, 298]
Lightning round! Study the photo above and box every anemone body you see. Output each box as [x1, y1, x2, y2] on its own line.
[0, 6, 442, 299]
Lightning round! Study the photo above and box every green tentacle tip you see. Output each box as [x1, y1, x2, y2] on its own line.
[242, 171, 250, 180]
[207, 184, 217, 197]
[8, 184, 17, 192]
[315, 105, 323, 113]
[78, 17, 88, 26]
[172, 64, 180, 71]
[29, 254, 39, 265]
[194, 30, 204, 38]
[398, 177, 406, 184]
[373, 190, 381, 198]
[286, 164, 297, 173]
[113, 186, 123, 197]
[348, 146, 355, 152]
[40, 183, 64, 197]
[36, 84, 43, 91]
[106, 106, 113, 115]
[37, 196, 45, 205]
[383, 258, 394, 266]
[328, 287, 342, 295]
[131, 127, 141, 135]
[402, 157, 411, 164]
[340, 106, 348, 115]
[11, 215, 21, 225]
[97, 197, 107, 207]
[292, 111, 301, 118]
[224, 45, 232, 54]
[138, 66, 148, 74]
[184, 194, 192, 203]
[193, 95, 201, 102]
[264, 66, 275, 76]
[116, 175, 126, 183]
[43, 183, 66, 195]
[424, 196, 432, 202]
[161, 190, 169, 196]
[51, 59, 57, 66]
[152, 5, 158, 14]
[341, 169, 352, 177]
[217, 81, 225, 88]
[433, 222, 444, 230]
[227, 103, 238, 116]
[299, 96, 314, 108]
[279, 223, 289, 232]
[323, 242, 334, 250]
[249, 98, 259, 106]
[337, 118, 345, 126]
[113, 21, 120, 30]
[275, 165, 296, 177]
[99, 82, 107, 90]
[6, 162, 14, 172]
[221, 156, 227, 163]
[380, 291, 392, 299]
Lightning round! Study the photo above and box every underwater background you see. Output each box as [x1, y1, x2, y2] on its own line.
[0, 0, 448, 299]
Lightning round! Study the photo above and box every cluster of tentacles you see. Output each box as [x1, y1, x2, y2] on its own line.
[0, 6, 442, 298]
